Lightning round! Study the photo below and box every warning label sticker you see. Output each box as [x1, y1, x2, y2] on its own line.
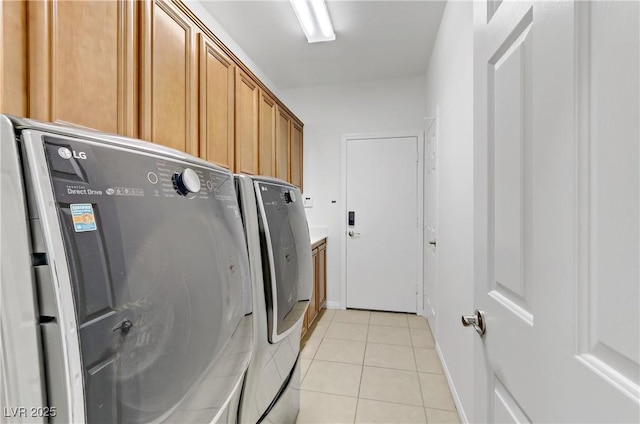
[70, 203, 97, 232]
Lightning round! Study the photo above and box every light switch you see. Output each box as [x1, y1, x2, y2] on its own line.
[303, 196, 313, 208]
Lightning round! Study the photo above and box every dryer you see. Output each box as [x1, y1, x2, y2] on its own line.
[235, 175, 313, 424]
[0, 115, 252, 423]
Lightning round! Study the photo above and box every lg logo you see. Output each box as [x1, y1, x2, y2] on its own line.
[58, 147, 87, 160]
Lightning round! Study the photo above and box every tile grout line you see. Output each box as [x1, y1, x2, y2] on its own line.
[322, 337, 396, 344]
[299, 388, 359, 399]
[411, 324, 430, 415]
[356, 394, 427, 409]
[300, 387, 451, 411]
[310, 357, 434, 374]
[423, 405, 460, 413]
[358, 388, 436, 408]
[370, 324, 413, 329]
[354, 318, 371, 423]
[410, 334, 430, 423]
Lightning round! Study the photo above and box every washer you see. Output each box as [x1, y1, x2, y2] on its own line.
[235, 175, 313, 424]
[0, 115, 253, 423]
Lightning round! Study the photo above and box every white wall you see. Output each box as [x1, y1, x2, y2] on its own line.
[281, 77, 427, 307]
[424, 1, 474, 422]
[186, 0, 284, 101]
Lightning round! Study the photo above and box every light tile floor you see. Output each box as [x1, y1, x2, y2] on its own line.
[297, 309, 461, 424]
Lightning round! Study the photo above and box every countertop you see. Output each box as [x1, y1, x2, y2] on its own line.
[309, 226, 328, 246]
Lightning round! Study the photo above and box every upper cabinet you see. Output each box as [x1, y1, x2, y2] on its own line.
[27, 0, 136, 136]
[290, 120, 303, 191]
[235, 68, 259, 175]
[1, 0, 302, 179]
[275, 107, 303, 189]
[258, 91, 276, 177]
[275, 106, 291, 182]
[198, 33, 235, 170]
[1, 1, 27, 117]
[140, 0, 198, 155]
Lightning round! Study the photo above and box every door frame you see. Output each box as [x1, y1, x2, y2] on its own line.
[423, 117, 438, 321]
[340, 131, 425, 313]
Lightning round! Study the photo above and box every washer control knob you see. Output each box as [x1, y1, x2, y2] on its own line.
[173, 168, 201, 195]
[284, 189, 296, 203]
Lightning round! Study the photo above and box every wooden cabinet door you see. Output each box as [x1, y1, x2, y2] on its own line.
[198, 33, 234, 169]
[317, 243, 327, 309]
[140, 0, 197, 154]
[235, 68, 259, 174]
[290, 120, 303, 190]
[258, 91, 276, 176]
[308, 247, 318, 324]
[301, 310, 308, 339]
[1, 0, 27, 117]
[28, 0, 136, 136]
[275, 106, 290, 181]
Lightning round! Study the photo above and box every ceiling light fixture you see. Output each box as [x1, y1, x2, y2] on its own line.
[289, 0, 335, 43]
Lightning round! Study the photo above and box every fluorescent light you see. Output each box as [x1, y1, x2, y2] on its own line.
[289, 0, 335, 43]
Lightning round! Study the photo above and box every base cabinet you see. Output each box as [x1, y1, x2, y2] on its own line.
[307, 247, 319, 324]
[317, 242, 326, 308]
[302, 238, 327, 338]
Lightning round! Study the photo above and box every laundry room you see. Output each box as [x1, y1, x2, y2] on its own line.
[1, 1, 638, 424]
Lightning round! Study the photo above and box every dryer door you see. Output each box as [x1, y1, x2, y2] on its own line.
[255, 181, 313, 343]
[24, 131, 252, 424]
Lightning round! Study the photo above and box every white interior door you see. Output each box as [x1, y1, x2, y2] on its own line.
[424, 121, 437, 319]
[345, 135, 420, 313]
[473, 1, 639, 422]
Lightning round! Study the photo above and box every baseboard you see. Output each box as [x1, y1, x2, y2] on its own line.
[424, 298, 436, 318]
[325, 301, 342, 309]
[435, 342, 469, 424]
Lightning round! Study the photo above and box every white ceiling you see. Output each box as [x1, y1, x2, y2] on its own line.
[199, 0, 446, 90]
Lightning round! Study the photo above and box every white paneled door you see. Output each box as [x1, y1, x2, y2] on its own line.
[345, 135, 420, 313]
[473, 0, 639, 422]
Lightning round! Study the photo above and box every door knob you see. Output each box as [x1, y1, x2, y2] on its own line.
[348, 230, 361, 237]
[461, 309, 486, 336]
[428, 239, 437, 246]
